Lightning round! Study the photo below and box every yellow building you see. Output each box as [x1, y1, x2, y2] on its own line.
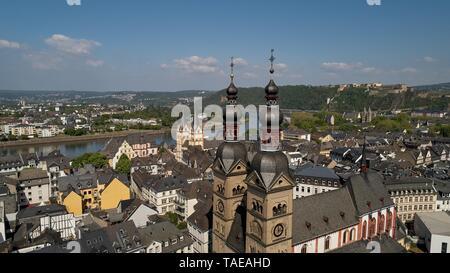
[100, 178, 131, 210]
[57, 170, 130, 216]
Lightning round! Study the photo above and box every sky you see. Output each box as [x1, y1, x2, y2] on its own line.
[0, 0, 449, 91]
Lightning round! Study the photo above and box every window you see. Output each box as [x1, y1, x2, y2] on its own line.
[442, 243, 448, 254]
[350, 228, 356, 241]
[386, 211, 393, 232]
[325, 237, 331, 251]
[362, 221, 367, 239]
[301, 245, 307, 253]
[377, 214, 385, 234]
[343, 230, 349, 244]
[369, 218, 377, 238]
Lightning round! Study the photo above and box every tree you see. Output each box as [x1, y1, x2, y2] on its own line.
[177, 222, 187, 230]
[166, 212, 179, 225]
[72, 152, 108, 169]
[116, 154, 131, 175]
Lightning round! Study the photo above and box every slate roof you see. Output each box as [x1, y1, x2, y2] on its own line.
[0, 193, 18, 215]
[329, 234, 406, 253]
[132, 171, 187, 193]
[17, 169, 49, 182]
[101, 133, 159, 159]
[41, 150, 71, 169]
[79, 221, 144, 253]
[293, 165, 340, 180]
[384, 177, 435, 192]
[57, 172, 97, 195]
[250, 151, 292, 189]
[17, 204, 67, 221]
[293, 187, 359, 244]
[346, 171, 394, 215]
[187, 201, 212, 233]
[138, 221, 193, 253]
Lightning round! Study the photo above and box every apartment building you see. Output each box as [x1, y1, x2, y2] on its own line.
[385, 177, 437, 223]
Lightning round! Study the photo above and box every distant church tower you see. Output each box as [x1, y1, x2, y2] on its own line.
[175, 119, 204, 162]
[175, 123, 190, 162]
[212, 58, 250, 253]
[244, 50, 295, 253]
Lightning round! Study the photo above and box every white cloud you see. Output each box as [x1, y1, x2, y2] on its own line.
[243, 72, 258, 79]
[0, 39, 21, 49]
[86, 59, 104, 67]
[233, 57, 248, 66]
[45, 34, 101, 55]
[274, 63, 288, 72]
[424, 56, 437, 63]
[172, 56, 219, 73]
[400, 67, 417, 73]
[24, 52, 63, 70]
[287, 73, 303, 79]
[160, 63, 169, 69]
[321, 62, 362, 71]
[361, 67, 377, 73]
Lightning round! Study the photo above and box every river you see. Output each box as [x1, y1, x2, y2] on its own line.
[0, 133, 175, 159]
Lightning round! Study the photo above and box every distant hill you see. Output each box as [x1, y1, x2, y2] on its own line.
[1, 85, 450, 112]
[414, 82, 450, 92]
[202, 85, 450, 112]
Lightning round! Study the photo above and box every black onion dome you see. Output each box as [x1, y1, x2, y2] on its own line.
[265, 79, 279, 99]
[226, 82, 238, 101]
[251, 151, 291, 188]
[216, 142, 248, 172]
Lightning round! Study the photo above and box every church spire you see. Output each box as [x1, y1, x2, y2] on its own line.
[361, 135, 368, 173]
[265, 49, 280, 106]
[261, 49, 283, 151]
[224, 56, 240, 142]
[226, 56, 238, 105]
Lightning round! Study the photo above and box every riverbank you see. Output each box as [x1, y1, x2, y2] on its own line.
[0, 129, 170, 149]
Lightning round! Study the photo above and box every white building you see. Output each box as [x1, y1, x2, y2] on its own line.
[17, 204, 77, 241]
[414, 212, 450, 253]
[124, 203, 158, 228]
[16, 169, 51, 206]
[0, 201, 5, 243]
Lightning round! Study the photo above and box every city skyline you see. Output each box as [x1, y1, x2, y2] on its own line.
[1, 0, 450, 91]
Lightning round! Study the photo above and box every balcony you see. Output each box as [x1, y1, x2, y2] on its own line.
[174, 199, 185, 206]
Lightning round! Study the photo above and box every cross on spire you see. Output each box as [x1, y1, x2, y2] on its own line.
[230, 56, 235, 82]
[269, 49, 276, 75]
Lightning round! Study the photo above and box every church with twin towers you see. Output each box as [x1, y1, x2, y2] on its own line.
[212, 50, 402, 254]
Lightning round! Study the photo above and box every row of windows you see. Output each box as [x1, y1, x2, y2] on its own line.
[300, 228, 358, 253]
[390, 189, 434, 196]
[161, 205, 175, 213]
[296, 186, 331, 195]
[394, 196, 435, 203]
[398, 204, 433, 212]
[295, 177, 339, 187]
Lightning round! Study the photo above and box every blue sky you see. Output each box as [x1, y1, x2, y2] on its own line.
[0, 0, 449, 91]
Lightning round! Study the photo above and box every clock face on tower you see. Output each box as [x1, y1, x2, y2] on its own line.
[274, 224, 284, 238]
[217, 200, 224, 213]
